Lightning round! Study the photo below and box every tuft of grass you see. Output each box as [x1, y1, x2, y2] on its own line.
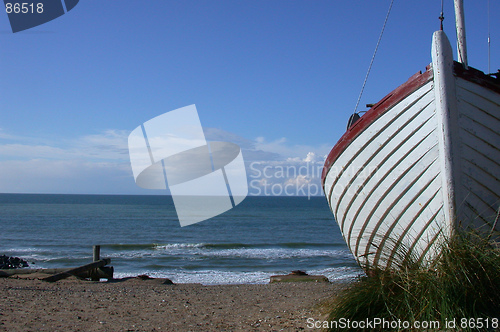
[326, 232, 500, 331]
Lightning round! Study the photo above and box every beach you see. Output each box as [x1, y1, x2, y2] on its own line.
[0, 276, 344, 331]
[0, 195, 355, 330]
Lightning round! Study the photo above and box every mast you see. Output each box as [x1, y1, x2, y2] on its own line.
[454, 0, 468, 69]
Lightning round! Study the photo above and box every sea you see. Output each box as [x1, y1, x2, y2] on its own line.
[0, 194, 362, 284]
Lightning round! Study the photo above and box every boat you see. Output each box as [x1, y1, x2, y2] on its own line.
[322, 0, 500, 270]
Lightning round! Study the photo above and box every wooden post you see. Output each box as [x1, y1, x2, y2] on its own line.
[93, 245, 101, 262]
[92, 245, 101, 281]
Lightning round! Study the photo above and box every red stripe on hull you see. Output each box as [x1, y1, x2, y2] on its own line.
[322, 68, 434, 188]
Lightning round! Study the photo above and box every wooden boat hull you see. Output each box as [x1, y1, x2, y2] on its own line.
[322, 31, 500, 269]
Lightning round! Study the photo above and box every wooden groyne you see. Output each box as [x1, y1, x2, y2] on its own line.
[0, 246, 113, 282]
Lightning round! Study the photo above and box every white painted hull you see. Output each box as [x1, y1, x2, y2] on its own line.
[322, 31, 500, 269]
[456, 78, 500, 231]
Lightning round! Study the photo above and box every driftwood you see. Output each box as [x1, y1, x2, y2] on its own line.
[42, 258, 111, 282]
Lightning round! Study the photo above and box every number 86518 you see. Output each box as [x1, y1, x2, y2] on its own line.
[5, 3, 44, 14]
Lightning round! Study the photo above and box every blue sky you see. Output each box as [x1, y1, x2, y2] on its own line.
[0, 0, 498, 195]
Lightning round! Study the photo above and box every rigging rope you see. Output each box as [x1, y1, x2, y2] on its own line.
[488, 0, 491, 74]
[352, 0, 395, 115]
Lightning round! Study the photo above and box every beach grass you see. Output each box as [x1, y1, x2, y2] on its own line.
[325, 231, 500, 331]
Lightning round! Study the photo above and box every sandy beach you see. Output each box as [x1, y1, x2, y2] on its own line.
[0, 275, 344, 331]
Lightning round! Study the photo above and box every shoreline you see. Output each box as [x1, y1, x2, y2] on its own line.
[0, 276, 346, 331]
[0, 261, 361, 285]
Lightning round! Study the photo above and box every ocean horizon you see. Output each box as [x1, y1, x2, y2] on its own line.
[0, 194, 361, 284]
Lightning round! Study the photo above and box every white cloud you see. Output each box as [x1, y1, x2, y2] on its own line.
[243, 136, 328, 196]
[304, 152, 318, 163]
[0, 129, 135, 193]
[247, 155, 325, 197]
[0, 144, 68, 159]
[0, 128, 24, 140]
[284, 174, 312, 187]
[0, 159, 144, 194]
[0, 127, 332, 196]
[203, 127, 255, 149]
[73, 129, 130, 160]
[252, 136, 330, 162]
[0, 129, 130, 161]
